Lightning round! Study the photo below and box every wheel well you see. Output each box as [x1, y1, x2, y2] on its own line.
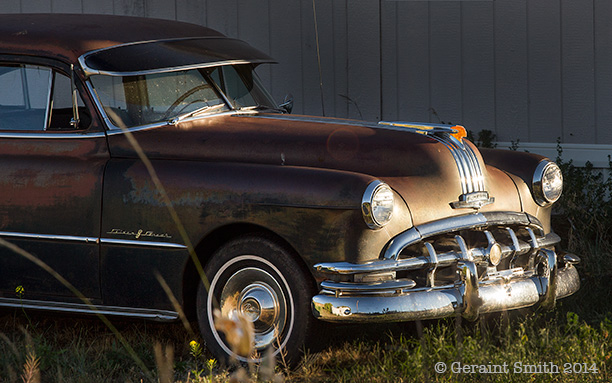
[181, 223, 315, 322]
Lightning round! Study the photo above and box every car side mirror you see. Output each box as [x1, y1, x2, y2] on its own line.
[279, 93, 293, 114]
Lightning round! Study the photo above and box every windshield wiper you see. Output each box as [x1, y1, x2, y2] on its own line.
[237, 105, 285, 114]
[167, 104, 226, 126]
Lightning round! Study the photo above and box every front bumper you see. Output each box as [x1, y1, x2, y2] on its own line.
[311, 212, 581, 323]
[312, 262, 579, 322]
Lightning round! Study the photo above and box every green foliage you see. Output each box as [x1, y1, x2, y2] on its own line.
[554, 142, 612, 253]
[468, 129, 498, 149]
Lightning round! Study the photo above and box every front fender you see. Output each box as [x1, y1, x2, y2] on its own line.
[100, 160, 412, 308]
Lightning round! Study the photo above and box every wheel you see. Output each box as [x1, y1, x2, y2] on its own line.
[196, 235, 315, 364]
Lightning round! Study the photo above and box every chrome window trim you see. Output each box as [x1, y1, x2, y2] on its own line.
[43, 67, 53, 131]
[0, 297, 178, 321]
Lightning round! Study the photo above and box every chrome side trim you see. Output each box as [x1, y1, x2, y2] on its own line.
[0, 231, 98, 243]
[0, 297, 178, 321]
[0, 231, 187, 249]
[100, 238, 187, 249]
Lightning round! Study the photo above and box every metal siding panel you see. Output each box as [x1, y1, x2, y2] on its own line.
[561, 0, 595, 144]
[237, 0, 271, 90]
[461, 2, 495, 135]
[146, 0, 176, 20]
[396, 2, 430, 123]
[268, 0, 302, 110]
[300, 0, 323, 116]
[0, 1, 21, 12]
[22, 0, 51, 12]
[51, 0, 83, 13]
[176, 0, 204, 24]
[332, 0, 349, 118]
[380, 0, 398, 121]
[429, 2, 462, 126]
[205, 0, 238, 36]
[315, 0, 337, 118]
[347, 0, 380, 121]
[83, 0, 113, 14]
[494, 0, 529, 143]
[595, 0, 612, 144]
[113, 0, 145, 16]
[527, 0, 562, 143]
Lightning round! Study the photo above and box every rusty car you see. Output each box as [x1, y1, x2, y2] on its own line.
[0, 14, 580, 363]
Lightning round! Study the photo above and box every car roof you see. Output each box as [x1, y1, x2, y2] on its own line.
[0, 14, 231, 64]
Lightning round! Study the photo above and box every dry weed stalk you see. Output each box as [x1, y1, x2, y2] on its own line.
[20, 352, 40, 383]
[213, 309, 254, 359]
[154, 342, 175, 383]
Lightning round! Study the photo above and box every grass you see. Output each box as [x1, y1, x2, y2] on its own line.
[1, 142, 612, 382]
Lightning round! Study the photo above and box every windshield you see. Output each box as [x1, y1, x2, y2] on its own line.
[90, 64, 278, 129]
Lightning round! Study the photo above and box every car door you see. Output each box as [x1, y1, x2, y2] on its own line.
[0, 59, 108, 303]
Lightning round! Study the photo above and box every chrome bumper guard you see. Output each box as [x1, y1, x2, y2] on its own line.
[311, 212, 581, 323]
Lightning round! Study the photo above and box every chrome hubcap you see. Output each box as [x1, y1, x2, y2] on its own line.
[219, 267, 287, 350]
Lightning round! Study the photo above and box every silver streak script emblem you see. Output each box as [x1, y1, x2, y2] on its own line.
[107, 228, 172, 239]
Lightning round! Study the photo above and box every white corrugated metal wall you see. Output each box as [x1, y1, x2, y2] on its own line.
[2, 0, 611, 164]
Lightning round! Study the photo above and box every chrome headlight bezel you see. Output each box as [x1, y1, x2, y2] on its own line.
[362, 180, 394, 229]
[533, 160, 563, 206]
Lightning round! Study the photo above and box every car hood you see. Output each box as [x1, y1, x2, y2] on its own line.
[107, 113, 522, 225]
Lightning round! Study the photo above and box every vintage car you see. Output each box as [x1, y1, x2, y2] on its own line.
[0, 14, 580, 362]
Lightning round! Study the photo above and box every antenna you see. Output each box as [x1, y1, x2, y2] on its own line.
[312, 0, 325, 116]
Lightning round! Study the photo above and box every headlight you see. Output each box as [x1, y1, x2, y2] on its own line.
[362, 181, 394, 229]
[533, 160, 563, 206]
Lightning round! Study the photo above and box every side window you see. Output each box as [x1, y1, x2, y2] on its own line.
[0, 63, 89, 132]
[0, 64, 52, 131]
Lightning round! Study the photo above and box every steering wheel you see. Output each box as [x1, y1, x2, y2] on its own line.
[161, 84, 213, 120]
